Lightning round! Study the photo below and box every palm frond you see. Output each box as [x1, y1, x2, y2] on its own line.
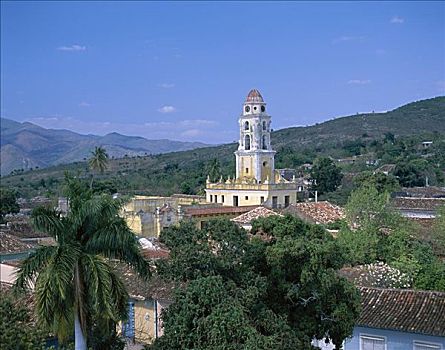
[31, 206, 64, 239]
[35, 264, 74, 342]
[80, 254, 129, 322]
[14, 245, 58, 292]
[89, 146, 109, 174]
[84, 219, 151, 279]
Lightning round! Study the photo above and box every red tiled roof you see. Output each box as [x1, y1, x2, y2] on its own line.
[185, 205, 258, 217]
[0, 232, 33, 254]
[284, 201, 345, 224]
[232, 207, 282, 225]
[391, 197, 445, 210]
[246, 89, 264, 103]
[358, 287, 445, 337]
[400, 186, 445, 198]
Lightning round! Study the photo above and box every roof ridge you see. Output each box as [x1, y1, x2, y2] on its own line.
[359, 286, 445, 295]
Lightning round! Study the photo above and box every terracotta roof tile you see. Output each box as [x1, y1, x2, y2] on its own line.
[0, 232, 33, 254]
[231, 207, 282, 225]
[245, 89, 264, 103]
[284, 201, 345, 224]
[391, 197, 445, 210]
[357, 287, 445, 337]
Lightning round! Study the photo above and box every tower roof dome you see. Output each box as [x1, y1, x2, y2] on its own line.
[245, 89, 264, 103]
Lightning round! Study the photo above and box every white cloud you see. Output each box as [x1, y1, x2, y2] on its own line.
[348, 79, 371, 85]
[79, 102, 91, 107]
[332, 36, 365, 44]
[180, 129, 201, 138]
[390, 16, 404, 24]
[157, 105, 177, 113]
[57, 44, 86, 52]
[159, 83, 175, 89]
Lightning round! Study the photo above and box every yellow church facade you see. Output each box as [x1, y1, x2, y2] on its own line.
[206, 89, 299, 209]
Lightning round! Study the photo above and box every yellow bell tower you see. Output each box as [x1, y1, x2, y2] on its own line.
[235, 89, 275, 183]
[205, 89, 298, 209]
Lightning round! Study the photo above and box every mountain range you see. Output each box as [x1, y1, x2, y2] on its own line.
[0, 118, 208, 175]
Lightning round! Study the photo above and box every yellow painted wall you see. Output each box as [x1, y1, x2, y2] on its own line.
[206, 188, 298, 208]
[261, 157, 272, 182]
[125, 214, 142, 235]
[134, 300, 156, 344]
[240, 156, 254, 179]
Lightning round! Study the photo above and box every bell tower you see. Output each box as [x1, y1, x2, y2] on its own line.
[205, 88, 298, 208]
[235, 89, 276, 183]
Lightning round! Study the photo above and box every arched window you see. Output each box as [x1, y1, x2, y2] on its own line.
[262, 121, 267, 131]
[244, 121, 249, 130]
[262, 135, 267, 150]
[245, 135, 251, 150]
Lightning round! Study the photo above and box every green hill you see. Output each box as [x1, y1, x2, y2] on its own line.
[272, 96, 445, 150]
[2, 96, 444, 198]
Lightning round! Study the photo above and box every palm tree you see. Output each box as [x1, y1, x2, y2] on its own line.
[88, 146, 109, 189]
[14, 177, 150, 350]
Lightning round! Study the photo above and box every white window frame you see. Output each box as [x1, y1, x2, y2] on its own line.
[359, 333, 387, 350]
[413, 341, 442, 350]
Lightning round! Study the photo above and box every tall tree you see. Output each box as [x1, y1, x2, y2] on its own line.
[0, 187, 20, 223]
[310, 157, 343, 194]
[14, 177, 150, 350]
[152, 217, 360, 349]
[88, 146, 109, 189]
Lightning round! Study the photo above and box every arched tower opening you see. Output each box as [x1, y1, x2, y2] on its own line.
[245, 135, 251, 150]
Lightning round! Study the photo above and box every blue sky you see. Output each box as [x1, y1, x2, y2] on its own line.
[1, 1, 444, 144]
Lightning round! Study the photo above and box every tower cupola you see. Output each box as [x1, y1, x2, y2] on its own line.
[243, 89, 267, 116]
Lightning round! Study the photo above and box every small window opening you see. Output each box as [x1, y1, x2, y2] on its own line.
[245, 135, 251, 150]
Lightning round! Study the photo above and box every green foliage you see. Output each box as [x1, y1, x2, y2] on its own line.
[0, 291, 48, 350]
[310, 157, 343, 194]
[352, 172, 400, 194]
[342, 139, 365, 156]
[88, 147, 109, 174]
[344, 185, 392, 230]
[336, 228, 379, 265]
[89, 147, 109, 189]
[206, 158, 222, 182]
[432, 205, 445, 256]
[13, 176, 150, 347]
[152, 217, 360, 349]
[274, 146, 314, 169]
[338, 183, 445, 291]
[394, 160, 426, 187]
[0, 187, 20, 223]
